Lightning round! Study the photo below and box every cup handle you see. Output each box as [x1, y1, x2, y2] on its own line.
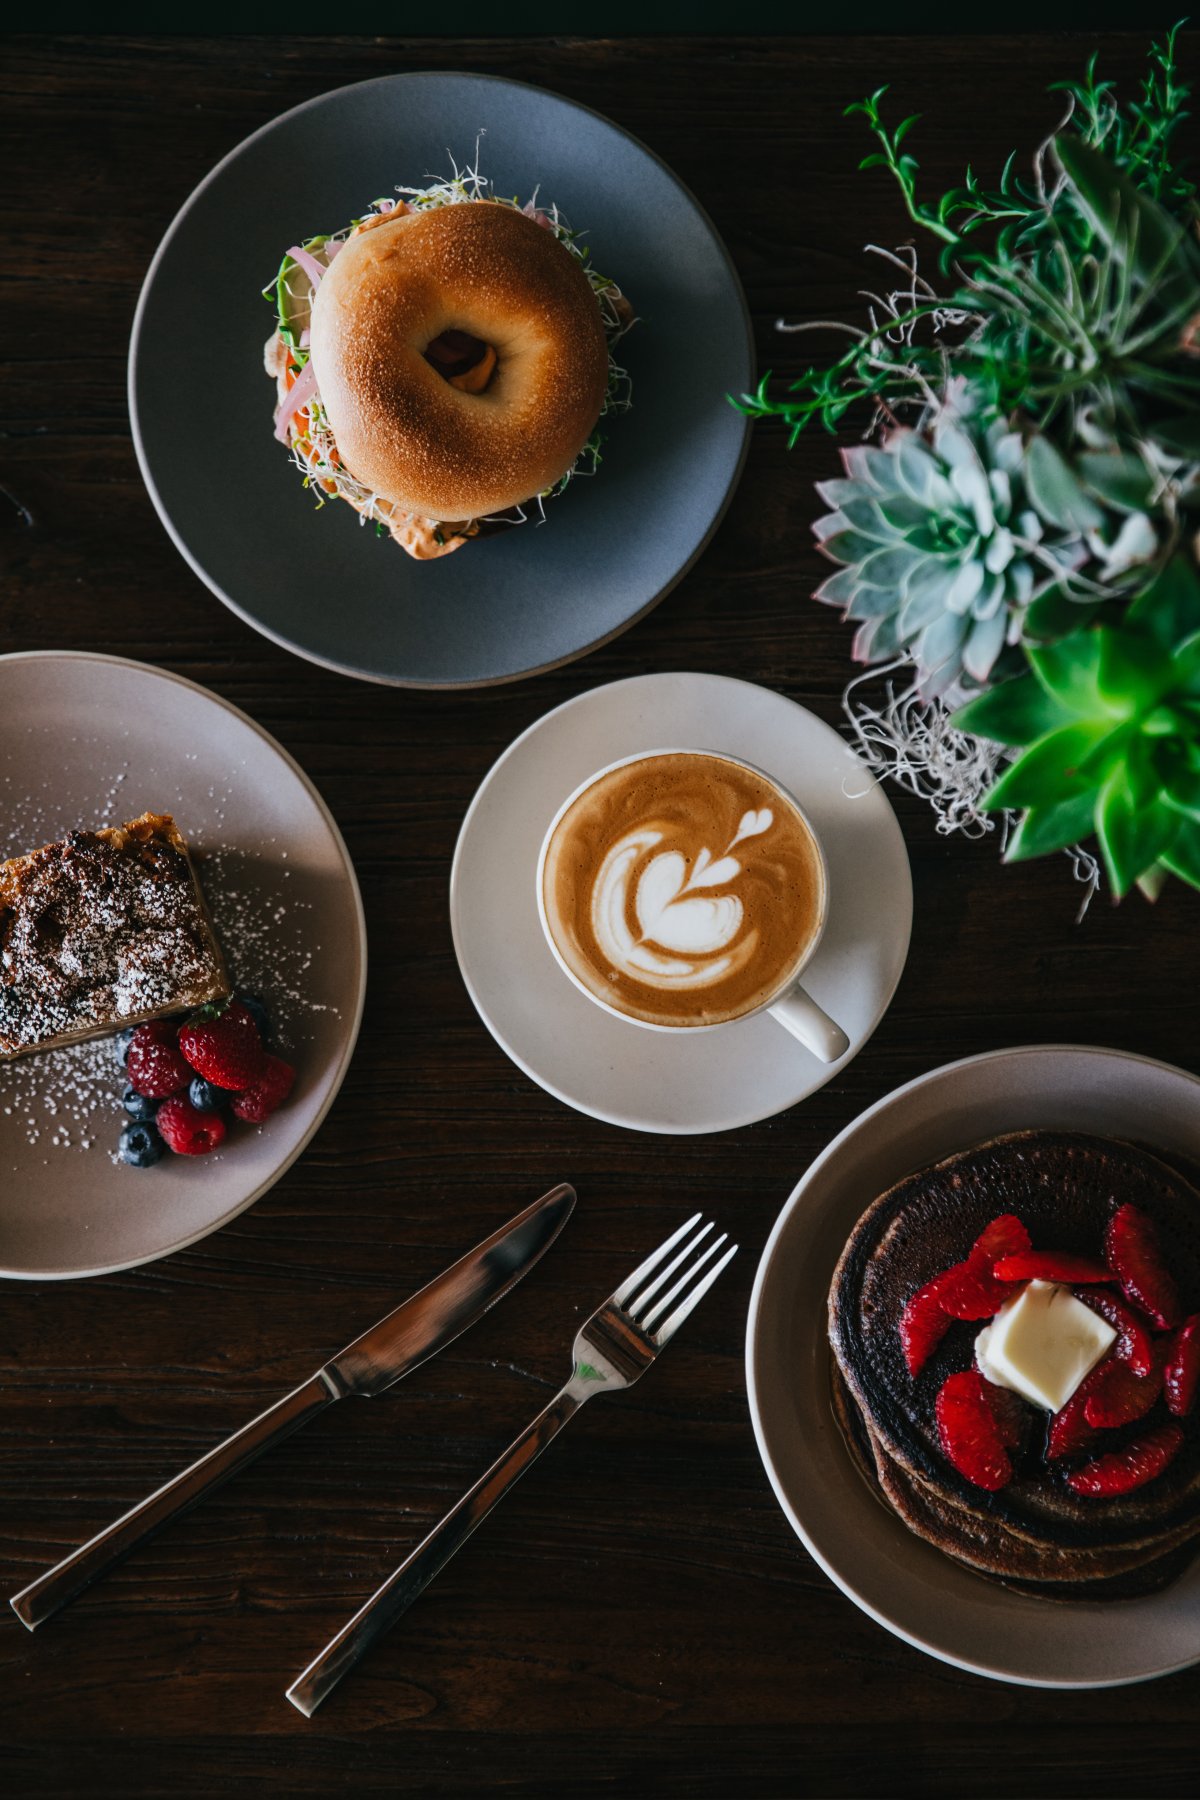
[767, 983, 850, 1063]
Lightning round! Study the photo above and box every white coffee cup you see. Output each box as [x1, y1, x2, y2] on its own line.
[536, 749, 850, 1062]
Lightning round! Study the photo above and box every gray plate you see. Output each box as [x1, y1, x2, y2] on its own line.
[129, 72, 754, 688]
[0, 653, 366, 1280]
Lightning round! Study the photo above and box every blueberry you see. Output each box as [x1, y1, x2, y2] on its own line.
[188, 1076, 227, 1113]
[114, 1026, 137, 1067]
[122, 1087, 158, 1122]
[119, 1122, 164, 1167]
[237, 991, 271, 1046]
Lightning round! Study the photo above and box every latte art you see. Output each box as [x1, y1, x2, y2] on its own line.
[541, 753, 825, 1028]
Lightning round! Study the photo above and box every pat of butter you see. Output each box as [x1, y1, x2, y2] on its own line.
[975, 1280, 1116, 1413]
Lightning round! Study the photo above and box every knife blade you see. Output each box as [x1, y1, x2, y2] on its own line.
[10, 1183, 575, 1630]
[322, 1182, 574, 1397]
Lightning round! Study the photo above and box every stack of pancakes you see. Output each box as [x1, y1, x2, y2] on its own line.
[829, 1131, 1200, 1598]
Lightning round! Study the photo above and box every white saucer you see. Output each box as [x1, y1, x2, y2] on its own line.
[746, 1046, 1200, 1688]
[449, 673, 911, 1134]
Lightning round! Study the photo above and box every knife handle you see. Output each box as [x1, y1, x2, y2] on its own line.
[287, 1382, 583, 1717]
[10, 1371, 338, 1631]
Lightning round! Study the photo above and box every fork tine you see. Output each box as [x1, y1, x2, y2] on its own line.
[626, 1221, 713, 1315]
[613, 1212, 702, 1305]
[638, 1231, 727, 1332]
[651, 1241, 738, 1344]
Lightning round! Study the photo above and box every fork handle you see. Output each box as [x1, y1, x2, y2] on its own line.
[10, 1372, 337, 1631]
[287, 1381, 584, 1716]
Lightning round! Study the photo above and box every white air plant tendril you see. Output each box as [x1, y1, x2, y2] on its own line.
[841, 662, 1100, 914]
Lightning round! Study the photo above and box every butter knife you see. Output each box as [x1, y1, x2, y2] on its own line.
[10, 1182, 575, 1630]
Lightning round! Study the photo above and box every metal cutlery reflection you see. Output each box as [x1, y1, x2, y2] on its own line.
[286, 1211, 737, 1716]
[10, 1183, 575, 1631]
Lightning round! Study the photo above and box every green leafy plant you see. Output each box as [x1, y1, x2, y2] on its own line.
[952, 556, 1200, 895]
[812, 391, 1174, 696]
[736, 25, 1200, 903]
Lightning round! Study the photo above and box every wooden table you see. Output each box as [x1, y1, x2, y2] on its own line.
[2, 31, 1197, 1797]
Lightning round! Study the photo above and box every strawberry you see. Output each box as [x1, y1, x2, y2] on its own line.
[1104, 1203, 1182, 1330]
[1082, 1354, 1161, 1430]
[935, 1370, 1014, 1491]
[230, 1054, 295, 1124]
[939, 1214, 1034, 1319]
[1066, 1423, 1184, 1498]
[993, 1250, 1111, 1284]
[1164, 1316, 1200, 1418]
[898, 1277, 953, 1377]
[1047, 1380, 1098, 1461]
[178, 1000, 266, 1091]
[125, 1020, 191, 1099]
[936, 1262, 1008, 1320]
[1074, 1288, 1155, 1378]
[969, 1213, 1032, 1267]
[156, 1094, 227, 1156]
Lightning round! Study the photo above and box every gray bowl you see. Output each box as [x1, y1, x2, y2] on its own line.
[129, 72, 754, 688]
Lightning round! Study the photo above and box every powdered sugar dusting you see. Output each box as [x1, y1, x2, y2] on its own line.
[1, 783, 338, 1161]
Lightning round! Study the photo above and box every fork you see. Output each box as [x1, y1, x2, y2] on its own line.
[286, 1212, 737, 1716]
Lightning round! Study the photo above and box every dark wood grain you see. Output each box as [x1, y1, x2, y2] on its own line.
[2, 31, 1198, 1798]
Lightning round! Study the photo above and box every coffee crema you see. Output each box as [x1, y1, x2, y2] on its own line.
[540, 752, 825, 1027]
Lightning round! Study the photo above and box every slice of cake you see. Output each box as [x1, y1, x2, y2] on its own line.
[0, 812, 230, 1060]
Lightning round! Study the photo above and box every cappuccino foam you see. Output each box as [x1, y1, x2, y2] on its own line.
[541, 752, 825, 1027]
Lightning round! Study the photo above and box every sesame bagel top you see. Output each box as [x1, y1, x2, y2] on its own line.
[308, 201, 611, 521]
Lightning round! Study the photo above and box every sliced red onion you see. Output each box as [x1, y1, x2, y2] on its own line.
[274, 358, 318, 443]
[299, 327, 311, 347]
[324, 238, 345, 261]
[286, 244, 326, 288]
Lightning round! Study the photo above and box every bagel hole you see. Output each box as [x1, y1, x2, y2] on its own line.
[424, 328, 497, 392]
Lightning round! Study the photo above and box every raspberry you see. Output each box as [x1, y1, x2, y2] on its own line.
[935, 1370, 1015, 1491]
[1066, 1423, 1184, 1497]
[1047, 1380, 1098, 1461]
[230, 1054, 296, 1124]
[993, 1250, 1112, 1284]
[179, 1000, 266, 1091]
[156, 1094, 227, 1156]
[125, 1020, 192, 1099]
[1104, 1204, 1182, 1329]
[1082, 1355, 1161, 1430]
[1074, 1288, 1154, 1378]
[1164, 1316, 1200, 1418]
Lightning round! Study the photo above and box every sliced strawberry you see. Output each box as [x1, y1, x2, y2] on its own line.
[1164, 1315, 1200, 1418]
[899, 1277, 953, 1377]
[937, 1261, 1009, 1320]
[1074, 1287, 1155, 1378]
[1104, 1204, 1182, 1330]
[1066, 1423, 1184, 1498]
[935, 1370, 1014, 1491]
[940, 1215, 1032, 1318]
[1082, 1354, 1161, 1430]
[993, 1250, 1112, 1283]
[968, 1213, 1032, 1268]
[987, 1381, 1026, 1451]
[1047, 1381, 1098, 1461]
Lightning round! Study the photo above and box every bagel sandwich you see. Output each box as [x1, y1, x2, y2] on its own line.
[263, 165, 634, 560]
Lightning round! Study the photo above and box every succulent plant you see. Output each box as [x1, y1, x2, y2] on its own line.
[952, 554, 1200, 897]
[811, 399, 1159, 698]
